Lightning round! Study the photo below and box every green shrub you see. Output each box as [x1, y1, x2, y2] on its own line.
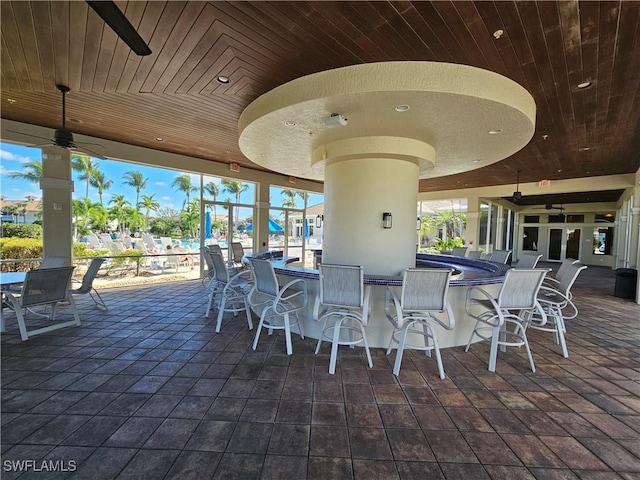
[1, 223, 43, 239]
[73, 242, 109, 259]
[0, 238, 43, 271]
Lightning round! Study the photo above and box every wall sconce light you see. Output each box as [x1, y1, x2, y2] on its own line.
[382, 212, 393, 229]
[315, 215, 323, 228]
[416, 217, 421, 230]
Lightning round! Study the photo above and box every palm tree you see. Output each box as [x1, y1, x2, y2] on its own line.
[90, 171, 113, 205]
[222, 180, 249, 231]
[172, 174, 197, 209]
[71, 155, 99, 198]
[204, 181, 220, 220]
[4, 204, 19, 223]
[17, 202, 28, 223]
[122, 170, 148, 209]
[7, 160, 43, 184]
[109, 194, 131, 234]
[138, 194, 160, 231]
[280, 189, 299, 208]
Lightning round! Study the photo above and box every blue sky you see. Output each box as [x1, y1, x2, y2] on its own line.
[1, 142, 321, 210]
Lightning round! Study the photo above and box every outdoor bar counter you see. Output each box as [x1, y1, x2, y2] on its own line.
[244, 251, 511, 349]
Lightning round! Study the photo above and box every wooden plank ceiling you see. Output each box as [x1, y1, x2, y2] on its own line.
[1, 1, 639, 200]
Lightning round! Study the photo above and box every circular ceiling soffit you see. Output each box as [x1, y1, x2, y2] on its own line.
[238, 61, 536, 181]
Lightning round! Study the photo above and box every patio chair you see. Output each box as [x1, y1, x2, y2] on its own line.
[206, 252, 253, 333]
[3, 267, 81, 341]
[248, 257, 307, 355]
[514, 252, 543, 269]
[488, 250, 513, 264]
[385, 268, 455, 378]
[68, 258, 108, 310]
[465, 268, 547, 373]
[313, 264, 372, 375]
[230, 242, 246, 268]
[528, 263, 587, 358]
[451, 247, 468, 257]
[467, 250, 484, 259]
[39, 256, 70, 268]
[543, 258, 580, 295]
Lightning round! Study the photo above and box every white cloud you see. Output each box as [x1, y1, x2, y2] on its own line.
[154, 181, 167, 186]
[161, 196, 171, 201]
[0, 149, 32, 164]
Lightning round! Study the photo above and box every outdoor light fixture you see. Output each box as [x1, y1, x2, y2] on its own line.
[383, 212, 393, 229]
[315, 215, 323, 228]
[417, 217, 421, 230]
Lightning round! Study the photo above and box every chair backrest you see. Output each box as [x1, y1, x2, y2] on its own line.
[201, 247, 215, 273]
[319, 264, 363, 308]
[142, 234, 156, 250]
[557, 263, 588, 296]
[515, 252, 543, 269]
[160, 237, 173, 249]
[498, 268, 547, 310]
[76, 258, 106, 293]
[109, 241, 126, 253]
[489, 250, 513, 264]
[100, 233, 113, 244]
[209, 252, 230, 283]
[21, 267, 74, 307]
[248, 258, 280, 296]
[231, 242, 245, 263]
[555, 258, 580, 282]
[207, 244, 223, 257]
[467, 250, 484, 259]
[401, 268, 453, 312]
[39, 256, 69, 269]
[451, 247, 468, 257]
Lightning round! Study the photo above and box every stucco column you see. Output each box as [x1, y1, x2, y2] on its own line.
[40, 146, 74, 262]
[255, 182, 271, 252]
[465, 196, 481, 250]
[323, 156, 419, 275]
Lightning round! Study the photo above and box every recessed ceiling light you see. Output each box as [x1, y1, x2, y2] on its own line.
[284, 121, 297, 127]
[7, 98, 16, 104]
[576, 81, 592, 89]
[260, 153, 269, 158]
[488, 129, 503, 135]
[217, 76, 230, 84]
[395, 104, 410, 112]
[472, 159, 483, 163]
[542, 134, 549, 140]
[155, 137, 163, 142]
[579, 146, 591, 151]
[493, 29, 504, 39]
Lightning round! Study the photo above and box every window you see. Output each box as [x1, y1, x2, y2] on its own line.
[593, 226, 614, 255]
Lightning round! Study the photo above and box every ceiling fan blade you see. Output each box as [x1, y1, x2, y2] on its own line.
[86, 1, 151, 56]
[72, 145, 107, 160]
[4, 129, 52, 143]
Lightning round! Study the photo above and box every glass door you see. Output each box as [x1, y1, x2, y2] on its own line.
[202, 201, 254, 264]
[547, 228, 581, 262]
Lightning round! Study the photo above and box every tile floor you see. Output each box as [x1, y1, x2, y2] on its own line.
[1, 264, 639, 479]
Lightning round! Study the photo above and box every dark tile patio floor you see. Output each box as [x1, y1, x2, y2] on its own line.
[1, 264, 639, 479]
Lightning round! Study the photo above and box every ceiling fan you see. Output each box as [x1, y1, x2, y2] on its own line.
[86, 1, 152, 56]
[512, 169, 522, 202]
[6, 85, 106, 159]
[538, 204, 566, 211]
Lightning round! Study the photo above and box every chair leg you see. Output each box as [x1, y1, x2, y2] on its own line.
[386, 330, 395, 355]
[283, 313, 293, 355]
[252, 310, 268, 351]
[429, 326, 445, 379]
[465, 320, 480, 352]
[215, 297, 226, 333]
[90, 289, 108, 311]
[422, 322, 432, 358]
[244, 301, 254, 330]
[67, 295, 81, 326]
[488, 326, 500, 372]
[206, 289, 215, 317]
[556, 315, 568, 358]
[520, 326, 536, 373]
[328, 317, 344, 375]
[360, 323, 373, 369]
[393, 324, 410, 376]
[315, 317, 328, 354]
